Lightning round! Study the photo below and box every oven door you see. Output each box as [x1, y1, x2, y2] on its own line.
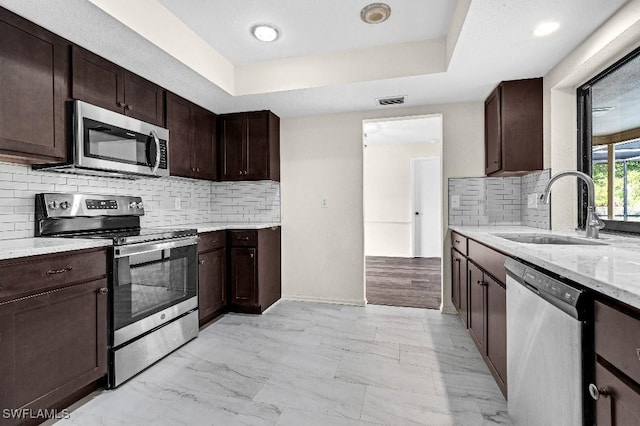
[75, 100, 169, 177]
[112, 237, 198, 347]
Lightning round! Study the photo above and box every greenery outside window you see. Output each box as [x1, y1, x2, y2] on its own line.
[578, 45, 640, 234]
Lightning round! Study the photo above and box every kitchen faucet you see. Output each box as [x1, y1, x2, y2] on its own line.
[539, 170, 605, 239]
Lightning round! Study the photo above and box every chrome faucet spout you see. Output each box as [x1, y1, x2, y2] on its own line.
[540, 171, 604, 238]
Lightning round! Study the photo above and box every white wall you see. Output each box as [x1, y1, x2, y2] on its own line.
[364, 142, 442, 257]
[280, 103, 484, 309]
[544, 0, 640, 229]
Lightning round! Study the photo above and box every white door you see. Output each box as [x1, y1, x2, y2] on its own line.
[413, 157, 441, 257]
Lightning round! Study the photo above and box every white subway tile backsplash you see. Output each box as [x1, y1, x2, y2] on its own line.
[449, 170, 551, 229]
[0, 161, 280, 241]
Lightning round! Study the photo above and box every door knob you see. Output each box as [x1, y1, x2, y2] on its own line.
[415, 212, 419, 215]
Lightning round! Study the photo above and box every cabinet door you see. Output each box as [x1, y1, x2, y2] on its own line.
[192, 107, 217, 181]
[468, 262, 486, 352]
[486, 274, 507, 386]
[219, 115, 246, 180]
[0, 279, 107, 421]
[451, 248, 460, 310]
[594, 362, 640, 426]
[165, 92, 194, 178]
[230, 247, 257, 305]
[0, 9, 68, 162]
[123, 72, 164, 126]
[71, 45, 124, 114]
[198, 248, 226, 324]
[246, 112, 269, 179]
[485, 86, 501, 175]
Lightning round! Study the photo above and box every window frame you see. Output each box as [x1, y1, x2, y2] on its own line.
[577, 44, 640, 235]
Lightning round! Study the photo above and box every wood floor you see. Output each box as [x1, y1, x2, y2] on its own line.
[366, 256, 442, 310]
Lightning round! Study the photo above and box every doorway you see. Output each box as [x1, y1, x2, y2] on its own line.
[363, 115, 443, 309]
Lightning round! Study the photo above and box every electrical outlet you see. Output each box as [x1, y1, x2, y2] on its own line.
[528, 193, 538, 209]
[451, 195, 460, 209]
[321, 197, 329, 208]
[174, 198, 181, 210]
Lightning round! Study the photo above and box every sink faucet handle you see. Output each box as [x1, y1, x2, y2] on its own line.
[591, 211, 605, 230]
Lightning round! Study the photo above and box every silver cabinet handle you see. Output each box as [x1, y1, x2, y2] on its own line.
[636, 348, 640, 361]
[150, 129, 161, 175]
[98, 287, 108, 295]
[196, 167, 200, 172]
[588, 383, 608, 400]
[244, 171, 248, 175]
[238, 171, 243, 175]
[250, 253, 254, 258]
[117, 101, 124, 108]
[47, 266, 73, 275]
[126, 104, 133, 110]
[199, 259, 205, 265]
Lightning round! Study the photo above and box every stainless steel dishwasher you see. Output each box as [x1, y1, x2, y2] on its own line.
[505, 258, 591, 426]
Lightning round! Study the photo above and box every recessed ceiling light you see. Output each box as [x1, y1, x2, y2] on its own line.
[533, 22, 560, 37]
[251, 24, 280, 42]
[361, 3, 391, 24]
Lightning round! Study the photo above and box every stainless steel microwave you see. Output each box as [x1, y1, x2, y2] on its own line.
[33, 100, 169, 178]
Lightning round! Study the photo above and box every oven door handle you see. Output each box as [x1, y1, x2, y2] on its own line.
[114, 236, 198, 258]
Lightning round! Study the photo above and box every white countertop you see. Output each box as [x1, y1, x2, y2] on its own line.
[450, 225, 640, 309]
[0, 237, 111, 261]
[0, 223, 280, 261]
[174, 222, 281, 233]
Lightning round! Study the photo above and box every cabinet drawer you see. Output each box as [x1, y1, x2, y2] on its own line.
[198, 231, 226, 253]
[229, 231, 258, 247]
[468, 240, 507, 284]
[451, 232, 467, 255]
[595, 300, 640, 384]
[0, 249, 107, 302]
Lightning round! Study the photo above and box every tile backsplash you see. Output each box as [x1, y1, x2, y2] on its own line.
[0, 161, 280, 241]
[449, 169, 550, 229]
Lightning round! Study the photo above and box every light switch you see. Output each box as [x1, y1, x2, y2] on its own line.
[528, 193, 538, 209]
[451, 195, 460, 209]
[321, 197, 329, 208]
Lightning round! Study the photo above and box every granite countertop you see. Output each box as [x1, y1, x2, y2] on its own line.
[170, 222, 281, 233]
[0, 238, 111, 261]
[450, 225, 640, 309]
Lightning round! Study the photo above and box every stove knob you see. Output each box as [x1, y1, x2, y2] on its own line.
[129, 202, 137, 209]
[48, 200, 59, 210]
[136, 202, 144, 210]
[59, 201, 70, 210]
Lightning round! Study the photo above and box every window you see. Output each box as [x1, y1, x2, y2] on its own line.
[578, 45, 640, 234]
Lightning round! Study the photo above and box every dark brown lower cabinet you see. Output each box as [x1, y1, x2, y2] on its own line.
[486, 274, 507, 390]
[450, 233, 508, 398]
[450, 248, 468, 326]
[198, 248, 226, 325]
[592, 299, 640, 425]
[468, 261, 485, 349]
[0, 278, 107, 425]
[228, 227, 281, 314]
[593, 361, 640, 426]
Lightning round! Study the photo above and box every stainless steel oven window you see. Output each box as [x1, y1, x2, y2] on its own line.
[112, 242, 197, 331]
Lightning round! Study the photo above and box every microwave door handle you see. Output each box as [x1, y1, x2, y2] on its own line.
[150, 129, 161, 175]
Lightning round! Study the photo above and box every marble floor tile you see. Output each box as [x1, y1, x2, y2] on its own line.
[360, 386, 485, 426]
[253, 372, 367, 420]
[336, 356, 437, 394]
[53, 300, 510, 425]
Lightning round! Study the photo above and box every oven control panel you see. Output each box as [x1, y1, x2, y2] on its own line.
[36, 193, 145, 218]
[86, 199, 118, 210]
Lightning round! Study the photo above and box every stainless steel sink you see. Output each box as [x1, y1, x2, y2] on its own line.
[493, 233, 607, 246]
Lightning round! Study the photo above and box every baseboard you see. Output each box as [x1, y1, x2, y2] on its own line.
[440, 303, 458, 315]
[282, 295, 366, 306]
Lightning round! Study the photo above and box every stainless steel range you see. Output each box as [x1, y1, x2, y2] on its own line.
[35, 193, 199, 387]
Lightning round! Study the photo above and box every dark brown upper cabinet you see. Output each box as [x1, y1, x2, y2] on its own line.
[218, 111, 280, 181]
[0, 7, 69, 164]
[485, 78, 543, 176]
[72, 45, 164, 126]
[165, 92, 217, 180]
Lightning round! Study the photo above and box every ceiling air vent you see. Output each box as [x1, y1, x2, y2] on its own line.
[376, 95, 406, 106]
